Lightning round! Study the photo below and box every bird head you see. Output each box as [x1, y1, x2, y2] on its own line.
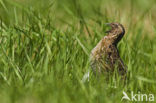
[105, 23, 125, 44]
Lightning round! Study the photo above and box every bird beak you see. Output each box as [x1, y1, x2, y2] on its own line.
[105, 23, 111, 26]
[105, 23, 111, 33]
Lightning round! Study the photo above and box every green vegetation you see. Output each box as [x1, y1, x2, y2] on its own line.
[0, 0, 156, 103]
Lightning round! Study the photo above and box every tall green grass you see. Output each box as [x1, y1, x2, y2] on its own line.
[0, 0, 156, 103]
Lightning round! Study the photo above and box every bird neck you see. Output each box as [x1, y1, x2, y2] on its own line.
[108, 32, 124, 45]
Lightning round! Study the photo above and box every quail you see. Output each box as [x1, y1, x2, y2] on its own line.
[90, 23, 127, 76]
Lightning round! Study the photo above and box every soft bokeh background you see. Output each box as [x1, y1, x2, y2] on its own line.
[0, 0, 156, 103]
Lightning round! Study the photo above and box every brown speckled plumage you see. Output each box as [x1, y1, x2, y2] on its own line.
[90, 23, 127, 75]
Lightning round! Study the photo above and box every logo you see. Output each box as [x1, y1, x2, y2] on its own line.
[121, 91, 154, 102]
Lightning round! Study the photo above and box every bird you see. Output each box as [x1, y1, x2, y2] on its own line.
[90, 22, 127, 76]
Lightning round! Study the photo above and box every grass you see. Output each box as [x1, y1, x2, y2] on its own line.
[0, 0, 156, 103]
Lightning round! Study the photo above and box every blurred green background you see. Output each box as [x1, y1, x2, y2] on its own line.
[0, 0, 156, 103]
